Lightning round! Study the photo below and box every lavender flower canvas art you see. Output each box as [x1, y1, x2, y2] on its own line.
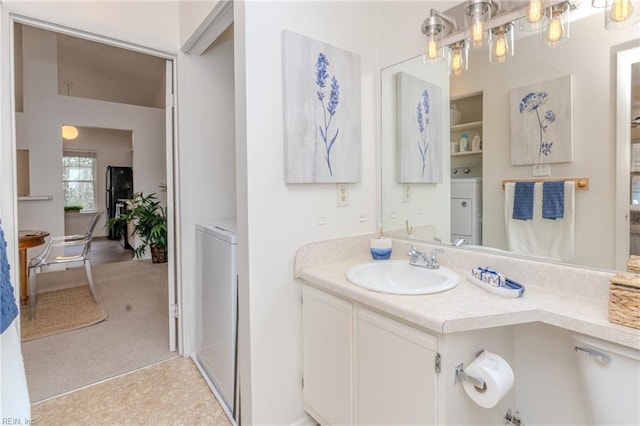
[396, 72, 443, 183]
[282, 31, 361, 183]
[510, 75, 573, 165]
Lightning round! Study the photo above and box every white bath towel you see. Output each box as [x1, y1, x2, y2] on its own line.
[504, 181, 575, 262]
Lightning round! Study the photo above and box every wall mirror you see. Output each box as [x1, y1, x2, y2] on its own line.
[381, 2, 640, 271]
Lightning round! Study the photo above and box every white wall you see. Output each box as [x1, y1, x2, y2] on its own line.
[235, 1, 379, 423]
[177, 24, 236, 356]
[451, 13, 639, 269]
[3, 0, 179, 53]
[178, 0, 217, 47]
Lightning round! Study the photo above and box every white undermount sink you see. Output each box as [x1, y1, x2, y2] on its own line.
[346, 259, 459, 295]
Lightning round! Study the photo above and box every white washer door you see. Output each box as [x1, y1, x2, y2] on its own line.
[451, 198, 472, 236]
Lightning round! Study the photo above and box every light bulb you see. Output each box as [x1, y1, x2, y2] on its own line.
[62, 125, 79, 140]
[426, 37, 439, 61]
[610, 0, 634, 22]
[527, 0, 543, 23]
[493, 33, 508, 62]
[471, 19, 485, 47]
[547, 16, 564, 43]
[451, 48, 463, 76]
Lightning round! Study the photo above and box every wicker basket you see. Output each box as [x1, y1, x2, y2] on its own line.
[627, 255, 640, 273]
[609, 273, 640, 330]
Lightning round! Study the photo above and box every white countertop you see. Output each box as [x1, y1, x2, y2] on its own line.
[295, 235, 640, 351]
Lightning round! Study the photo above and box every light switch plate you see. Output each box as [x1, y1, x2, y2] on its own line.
[532, 164, 551, 176]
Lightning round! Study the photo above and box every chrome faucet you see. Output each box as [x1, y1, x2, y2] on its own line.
[408, 246, 444, 269]
[452, 238, 468, 247]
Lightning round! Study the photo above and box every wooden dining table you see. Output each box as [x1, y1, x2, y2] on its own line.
[18, 230, 49, 305]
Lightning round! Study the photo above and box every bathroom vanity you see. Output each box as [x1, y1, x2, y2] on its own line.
[295, 235, 640, 425]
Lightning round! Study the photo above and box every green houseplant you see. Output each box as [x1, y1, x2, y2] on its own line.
[64, 205, 83, 213]
[109, 191, 167, 263]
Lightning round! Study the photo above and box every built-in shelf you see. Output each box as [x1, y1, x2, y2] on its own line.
[451, 150, 482, 157]
[451, 121, 483, 132]
[18, 195, 53, 201]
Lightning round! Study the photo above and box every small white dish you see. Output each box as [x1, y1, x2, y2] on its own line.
[467, 272, 525, 298]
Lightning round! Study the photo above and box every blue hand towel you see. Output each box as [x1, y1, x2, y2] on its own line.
[0, 219, 18, 334]
[542, 181, 565, 219]
[512, 182, 535, 220]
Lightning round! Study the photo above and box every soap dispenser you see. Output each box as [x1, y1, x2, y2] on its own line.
[459, 133, 469, 152]
[471, 133, 482, 151]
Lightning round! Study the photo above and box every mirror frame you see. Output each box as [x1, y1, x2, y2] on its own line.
[615, 46, 640, 270]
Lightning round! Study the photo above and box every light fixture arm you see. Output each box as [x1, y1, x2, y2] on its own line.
[431, 9, 458, 31]
[421, 9, 457, 36]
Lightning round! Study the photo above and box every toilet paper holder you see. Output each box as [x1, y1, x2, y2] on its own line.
[454, 349, 486, 389]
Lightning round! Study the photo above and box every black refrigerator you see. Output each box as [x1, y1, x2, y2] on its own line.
[106, 166, 133, 239]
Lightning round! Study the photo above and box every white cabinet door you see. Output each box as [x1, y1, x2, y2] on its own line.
[302, 285, 353, 425]
[356, 307, 438, 425]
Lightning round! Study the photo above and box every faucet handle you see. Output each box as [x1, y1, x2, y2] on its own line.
[430, 248, 445, 267]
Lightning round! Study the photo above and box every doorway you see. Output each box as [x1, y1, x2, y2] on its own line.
[12, 20, 180, 402]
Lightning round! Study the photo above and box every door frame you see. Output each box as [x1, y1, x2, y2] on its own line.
[4, 12, 182, 353]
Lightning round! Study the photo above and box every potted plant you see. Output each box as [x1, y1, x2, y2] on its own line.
[64, 205, 83, 213]
[108, 191, 167, 263]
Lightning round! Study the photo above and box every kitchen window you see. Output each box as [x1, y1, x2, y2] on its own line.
[63, 150, 97, 211]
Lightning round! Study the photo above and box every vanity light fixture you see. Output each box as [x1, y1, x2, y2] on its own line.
[464, 0, 497, 49]
[542, 2, 570, 47]
[62, 125, 79, 140]
[422, 9, 457, 62]
[490, 23, 515, 63]
[449, 41, 469, 76]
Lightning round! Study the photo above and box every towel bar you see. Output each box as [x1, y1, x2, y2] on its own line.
[501, 177, 589, 190]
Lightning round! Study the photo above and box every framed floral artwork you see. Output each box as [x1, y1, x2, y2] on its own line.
[396, 72, 443, 183]
[509, 75, 573, 165]
[282, 30, 361, 183]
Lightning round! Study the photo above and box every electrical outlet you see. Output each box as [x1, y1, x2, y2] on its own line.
[403, 184, 411, 203]
[532, 164, 551, 176]
[337, 184, 349, 207]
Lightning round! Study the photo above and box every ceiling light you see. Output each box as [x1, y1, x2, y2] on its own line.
[421, 9, 457, 62]
[542, 2, 570, 47]
[62, 125, 79, 140]
[464, 0, 497, 49]
[490, 23, 515, 63]
[605, 0, 640, 29]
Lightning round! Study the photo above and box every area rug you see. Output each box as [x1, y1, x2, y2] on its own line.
[20, 285, 107, 342]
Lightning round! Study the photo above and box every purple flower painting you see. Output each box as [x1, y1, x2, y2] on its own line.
[315, 53, 341, 176]
[396, 72, 442, 183]
[519, 91, 556, 159]
[416, 89, 431, 178]
[510, 75, 573, 166]
[282, 31, 361, 183]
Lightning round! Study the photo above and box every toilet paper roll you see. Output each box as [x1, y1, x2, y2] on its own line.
[462, 351, 514, 408]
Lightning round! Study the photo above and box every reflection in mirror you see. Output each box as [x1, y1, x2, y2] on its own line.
[381, 6, 639, 271]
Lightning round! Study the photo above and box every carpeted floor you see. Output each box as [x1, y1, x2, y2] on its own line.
[21, 259, 176, 403]
[31, 357, 231, 425]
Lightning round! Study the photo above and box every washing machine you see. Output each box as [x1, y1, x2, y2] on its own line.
[451, 167, 482, 245]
